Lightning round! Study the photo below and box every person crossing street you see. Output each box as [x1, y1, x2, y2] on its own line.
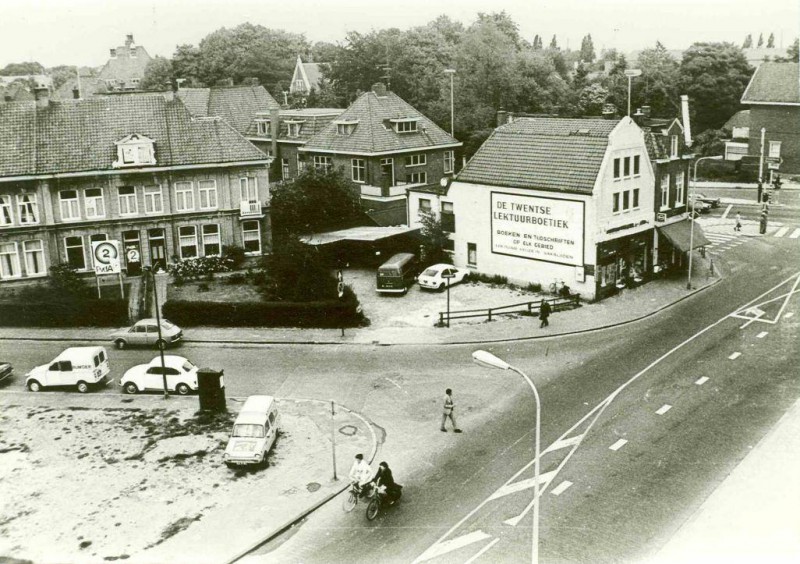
[440, 388, 462, 433]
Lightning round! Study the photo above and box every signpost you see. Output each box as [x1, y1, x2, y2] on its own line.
[91, 240, 124, 299]
[442, 272, 455, 328]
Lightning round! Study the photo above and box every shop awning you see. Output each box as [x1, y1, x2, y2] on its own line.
[657, 220, 711, 252]
[300, 225, 420, 246]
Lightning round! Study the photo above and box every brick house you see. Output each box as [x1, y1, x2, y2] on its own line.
[0, 90, 271, 284]
[289, 56, 328, 96]
[300, 83, 461, 226]
[741, 62, 800, 175]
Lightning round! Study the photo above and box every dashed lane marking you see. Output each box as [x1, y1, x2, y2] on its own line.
[414, 530, 492, 562]
[729, 352, 742, 360]
[696, 376, 709, 385]
[609, 439, 628, 451]
[721, 204, 732, 219]
[774, 227, 790, 238]
[656, 404, 672, 415]
[757, 331, 768, 338]
[785, 312, 794, 319]
[790, 229, 800, 239]
[551, 480, 573, 496]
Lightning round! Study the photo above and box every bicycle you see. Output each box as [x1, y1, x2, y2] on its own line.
[549, 279, 565, 295]
[365, 483, 402, 521]
[342, 482, 371, 512]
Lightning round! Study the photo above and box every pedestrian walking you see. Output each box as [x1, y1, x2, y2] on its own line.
[759, 211, 768, 235]
[734, 212, 742, 232]
[539, 299, 551, 328]
[440, 388, 462, 433]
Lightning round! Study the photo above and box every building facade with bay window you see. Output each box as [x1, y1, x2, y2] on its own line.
[0, 91, 271, 283]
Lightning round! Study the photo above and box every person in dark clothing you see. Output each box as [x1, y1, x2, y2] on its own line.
[539, 300, 552, 328]
[372, 461, 402, 503]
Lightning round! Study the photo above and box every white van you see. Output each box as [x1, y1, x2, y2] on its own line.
[223, 395, 279, 467]
[25, 346, 110, 393]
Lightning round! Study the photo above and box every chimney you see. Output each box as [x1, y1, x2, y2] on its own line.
[72, 87, 80, 99]
[496, 110, 508, 127]
[632, 108, 644, 126]
[34, 86, 50, 109]
[371, 82, 387, 97]
[269, 107, 280, 159]
[602, 103, 617, 120]
[680, 95, 692, 148]
[641, 105, 651, 118]
[125, 34, 134, 47]
[110, 48, 117, 58]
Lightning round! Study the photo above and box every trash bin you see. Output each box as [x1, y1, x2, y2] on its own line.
[197, 368, 226, 412]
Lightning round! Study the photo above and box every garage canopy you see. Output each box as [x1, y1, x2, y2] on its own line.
[657, 220, 711, 252]
[300, 225, 420, 246]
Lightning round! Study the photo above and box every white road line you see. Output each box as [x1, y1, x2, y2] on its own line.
[790, 229, 800, 239]
[728, 352, 742, 360]
[785, 312, 795, 319]
[757, 331, 768, 339]
[463, 538, 500, 564]
[544, 434, 583, 453]
[774, 227, 790, 238]
[414, 530, 492, 562]
[696, 376, 709, 385]
[488, 471, 557, 501]
[656, 404, 672, 415]
[609, 439, 628, 451]
[551, 480, 573, 496]
[721, 204, 732, 219]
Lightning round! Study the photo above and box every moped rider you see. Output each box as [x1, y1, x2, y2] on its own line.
[371, 461, 402, 504]
[348, 453, 373, 496]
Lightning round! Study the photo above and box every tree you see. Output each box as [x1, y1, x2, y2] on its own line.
[311, 41, 339, 63]
[757, 33, 764, 48]
[601, 51, 629, 114]
[742, 34, 753, 48]
[580, 34, 596, 63]
[47, 65, 79, 91]
[172, 44, 202, 86]
[260, 237, 337, 302]
[692, 128, 728, 157]
[577, 83, 609, 116]
[418, 211, 450, 266]
[636, 41, 680, 117]
[767, 32, 775, 48]
[0, 61, 45, 76]
[550, 35, 559, 50]
[140, 56, 174, 91]
[678, 42, 753, 133]
[532, 34, 543, 50]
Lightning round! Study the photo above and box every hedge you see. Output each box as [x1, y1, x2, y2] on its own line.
[0, 298, 128, 327]
[162, 286, 367, 328]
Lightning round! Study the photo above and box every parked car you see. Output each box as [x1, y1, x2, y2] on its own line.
[690, 196, 712, 214]
[0, 361, 13, 384]
[376, 253, 418, 294]
[111, 318, 183, 350]
[120, 355, 199, 395]
[223, 395, 280, 467]
[25, 347, 110, 393]
[417, 264, 470, 291]
[695, 193, 721, 208]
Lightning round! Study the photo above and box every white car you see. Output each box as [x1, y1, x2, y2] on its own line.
[110, 318, 183, 350]
[120, 355, 199, 395]
[417, 263, 470, 291]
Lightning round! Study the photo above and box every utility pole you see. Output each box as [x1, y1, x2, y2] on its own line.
[758, 127, 766, 203]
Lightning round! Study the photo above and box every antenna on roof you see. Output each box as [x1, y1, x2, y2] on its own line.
[380, 45, 391, 90]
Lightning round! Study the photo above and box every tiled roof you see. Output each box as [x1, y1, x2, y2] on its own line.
[98, 46, 151, 83]
[742, 47, 790, 65]
[0, 95, 266, 178]
[53, 77, 107, 100]
[302, 62, 326, 90]
[741, 63, 800, 105]
[723, 109, 751, 130]
[250, 108, 344, 142]
[176, 86, 280, 135]
[456, 117, 618, 194]
[302, 88, 459, 154]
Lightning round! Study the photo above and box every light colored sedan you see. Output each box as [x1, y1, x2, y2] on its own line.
[110, 318, 183, 350]
[417, 263, 470, 291]
[120, 355, 199, 395]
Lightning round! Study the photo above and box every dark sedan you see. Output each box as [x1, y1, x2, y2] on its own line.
[0, 361, 12, 384]
[695, 193, 721, 208]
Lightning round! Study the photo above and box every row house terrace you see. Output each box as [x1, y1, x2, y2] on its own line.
[0, 90, 271, 283]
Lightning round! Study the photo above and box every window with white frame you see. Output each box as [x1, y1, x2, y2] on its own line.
[256, 120, 269, 135]
[240, 177, 258, 203]
[633, 155, 640, 176]
[282, 158, 290, 180]
[670, 135, 679, 158]
[351, 159, 366, 183]
[380, 158, 395, 186]
[467, 242, 477, 266]
[297, 154, 306, 173]
[287, 121, 303, 138]
[633, 188, 640, 209]
[336, 122, 358, 136]
[622, 190, 630, 211]
[409, 171, 427, 184]
[444, 150, 454, 174]
[623, 157, 631, 177]
[174, 182, 194, 212]
[613, 193, 620, 213]
[768, 141, 782, 158]
[661, 174, 670, 209]
[198, 180, 217, 210]
[84, 188, 105, 218]
[441, 201, 455, 233]
[59, 190, 80, 221]
[0, 195, 12, 226]
[23, 239, 45, 276]
[89, 233, 107, 268]
[313, 155, 332, 173]
[143, 185, 163, 214]
[202, 224, 220, 256]
[419, 198, 431, 213]
[613, 158, 621, 179]
[393, 119, 418, 133]
[17, 193, 39, 225]
[406, 153, 426, 167]
[114, 134, 156, 168]
[118, 186, 137, 215]
[242, 220, 261, 254]
[675, 172, 685, 204]
[0, 242, 21, 279]
[178, 226, 198, 258]
[64, 236, 86, 270]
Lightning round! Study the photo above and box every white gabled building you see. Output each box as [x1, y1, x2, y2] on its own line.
[409, 116, 658, 301]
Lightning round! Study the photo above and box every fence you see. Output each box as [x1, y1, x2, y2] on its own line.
[437, 295, 580, 327]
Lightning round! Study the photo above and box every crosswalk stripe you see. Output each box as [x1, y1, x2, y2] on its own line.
[774, 227, 790, 238]
[790, 229, 800, 239]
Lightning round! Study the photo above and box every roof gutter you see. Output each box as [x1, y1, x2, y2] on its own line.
[298, 142, 462, 157]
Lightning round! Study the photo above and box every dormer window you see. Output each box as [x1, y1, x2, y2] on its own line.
[113, 134, 156, 168]
[286, 121, 304, 138]
[390, 118, 418, 133]
[335, 120, 359, 136]
[256, 120, 270, 135]
[670, 135, 679, 158]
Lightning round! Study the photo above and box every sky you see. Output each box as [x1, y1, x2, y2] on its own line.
[2, 0, 799, 68]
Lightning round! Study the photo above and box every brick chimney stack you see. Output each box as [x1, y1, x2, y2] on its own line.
[371, 83, 387, 97]
[34, 86, 50, 109]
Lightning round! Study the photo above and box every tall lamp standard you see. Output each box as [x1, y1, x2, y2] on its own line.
[472, 350, 541, 564]
[623, 69, 641, 116]
[143, 266, 169, 399]
[444, 68, 456, 137]
[687, 155, 723, 290]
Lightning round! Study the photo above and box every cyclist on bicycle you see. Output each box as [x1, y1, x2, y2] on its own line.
[371, 461, 402, 504]
[348, 453, 374, 496]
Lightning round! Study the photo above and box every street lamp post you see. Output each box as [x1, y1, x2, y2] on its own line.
[687, 155, 723, 290]
[144, 266, 169, 399]
[624, 69, 641, 117]
[472, 350, 541, 564]
[444, 69, 456, 137]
